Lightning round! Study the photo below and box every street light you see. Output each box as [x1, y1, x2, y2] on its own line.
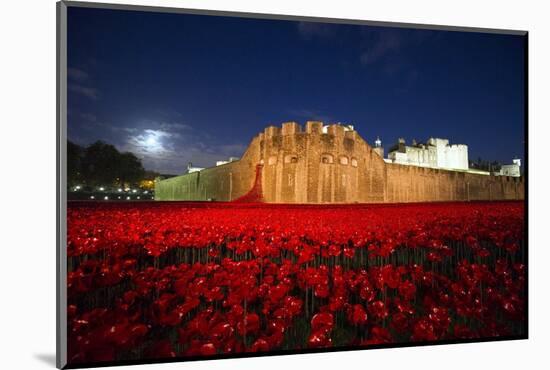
[104, 196, 109, 200]
[99, 187, 105, 191]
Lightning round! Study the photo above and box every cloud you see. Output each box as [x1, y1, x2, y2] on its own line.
[288, 109, 333, 123]
[79, 112, 97, 122]
[359, 28, 435, 66]
[69, 108, 247, 174]
[67, 67, 99, 99]
[360, 30, 402, 65]
[297, 21, 336, 40]
[68, 83, 99, 100]
[67, 67, 89, 82]
[114, 119, 246, 174]
[126, 129, 174, 156]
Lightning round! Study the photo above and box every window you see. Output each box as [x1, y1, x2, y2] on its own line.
[268, 156, 277, 165]
[321, 154, 334, 164]
[351, 158, 358, 167]
[339, 156, 349, 165]
[284, 154, 298, 164]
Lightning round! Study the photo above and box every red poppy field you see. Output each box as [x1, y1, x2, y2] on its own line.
[67, 201, 526, 365]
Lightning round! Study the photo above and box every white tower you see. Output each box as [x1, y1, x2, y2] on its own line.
[373, 136, 384, 158]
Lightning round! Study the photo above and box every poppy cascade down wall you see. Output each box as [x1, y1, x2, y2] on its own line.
[154, 121, 524, 203]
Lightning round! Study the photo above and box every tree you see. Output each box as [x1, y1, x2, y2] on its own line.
[117, 152, 145, 187]
[81, 141, 123, 187]
[67, 140, 147, 189]
[67, 140, 83, 187]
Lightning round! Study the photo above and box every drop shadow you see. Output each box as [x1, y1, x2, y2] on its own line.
[34, 353, 57, 367]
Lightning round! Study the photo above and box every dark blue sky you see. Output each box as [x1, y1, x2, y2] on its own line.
[67, 6, 526, 174]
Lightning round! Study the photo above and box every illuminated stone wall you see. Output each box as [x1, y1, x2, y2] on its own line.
[155, 122, 525, 203]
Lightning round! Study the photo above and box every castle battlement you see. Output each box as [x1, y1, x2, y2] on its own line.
[260, 121, 361, 144]
[281, 121, 301, 135]
[305, 121, 323, 134]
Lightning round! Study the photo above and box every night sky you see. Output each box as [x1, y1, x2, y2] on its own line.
[67, 6, 526, 174]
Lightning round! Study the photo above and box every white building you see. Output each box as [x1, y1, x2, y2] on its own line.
[499, 158, 522, 177]
[216, 157, 240, 166]
[385, 137, 469, 171]
[322, 123, 354, 133]
[186, 162, 204, 174]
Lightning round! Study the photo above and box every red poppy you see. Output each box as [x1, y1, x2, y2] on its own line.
[311, 312, 334, 333]
[368, 300, 389, 321]
[347, 304, 368, 326]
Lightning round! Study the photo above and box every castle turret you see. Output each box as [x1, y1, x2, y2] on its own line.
[373, 136, 384, 158]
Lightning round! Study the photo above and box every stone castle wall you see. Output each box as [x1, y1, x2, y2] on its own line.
[154, 135, 261, 201]
[154, 121, 524, 203]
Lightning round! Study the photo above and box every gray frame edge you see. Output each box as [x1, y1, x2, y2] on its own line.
[62, 0, 527, 35]
[57, 1, 68, 369]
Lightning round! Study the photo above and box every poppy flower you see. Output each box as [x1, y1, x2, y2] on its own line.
[200, 343, 217, 356]
[411, 319, 437, 342]
[311, 312, 334, 333]
[237, 313, 260, 336]
[308, 330, 332, 348]
[398, 280, 416, 300]
[250, 338, 270, 352]
[368, 301, 389, 321]
[347, 304, 368, 326]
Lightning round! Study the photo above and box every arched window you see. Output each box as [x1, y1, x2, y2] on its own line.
[268, 156, 277, 165]
[321, 154, 334, 164]
[284, 154, 298, 164]
[351, 158, 358, 167]
[339, 156, 349, 165]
